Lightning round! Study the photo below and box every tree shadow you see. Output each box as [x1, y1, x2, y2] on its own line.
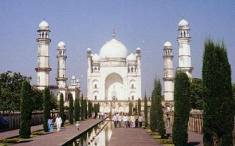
[187, 141, 201, 146]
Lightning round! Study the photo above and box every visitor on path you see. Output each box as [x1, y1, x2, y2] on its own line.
[135, 116, 139, 128]
[75, 121, 80, 131]
[112, 114, 117, 128]
[48, 116, 53, 132]
[138, 115, 143, 128]
[123, 114, 128, 128]
[118, 113, 122, 128]
[55, 114, 62, 131]
[130, 115, 135, 128]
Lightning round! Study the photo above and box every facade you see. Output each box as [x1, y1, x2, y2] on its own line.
[35, 20, 80, 102]
[87, 34, 141, 113]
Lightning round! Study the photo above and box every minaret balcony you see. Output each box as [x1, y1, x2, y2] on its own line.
[35, 67, 52, 72]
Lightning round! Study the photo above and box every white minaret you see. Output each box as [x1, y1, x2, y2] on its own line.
[163, 41, 174, 102]
[56, 41, 68, 98]
[177, 19, 193, 78]
[35, 20, 51, 90]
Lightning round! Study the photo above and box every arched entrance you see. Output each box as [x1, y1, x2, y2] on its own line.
[105, 73, 124, 100]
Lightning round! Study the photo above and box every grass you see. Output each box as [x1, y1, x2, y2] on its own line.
[144, 128, 174, 146]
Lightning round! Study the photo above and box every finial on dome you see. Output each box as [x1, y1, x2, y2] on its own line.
[112, 29, 116, 38]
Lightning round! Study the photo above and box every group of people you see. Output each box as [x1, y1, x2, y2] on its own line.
[47, 114, 63, 132]
[112, 113, 144, 128]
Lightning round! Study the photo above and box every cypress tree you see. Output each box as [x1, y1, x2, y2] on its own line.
[81, 95, 84, 120]
[144, 92, 148, 128]
[150, 79, 157, 131]
[155, 80, 166, 138]
[19, 81, 32, 138]
[84, 99, 88, 119]
[88, 101, 92, 118]
[68, 93, 74, 124]
[59, 93, 65, 126]
[202, 40, 234, 146]
[74, 96, 80, 121]
[129, 102, 133, 116]
[172, 72, 190, 146]
[43, 87, 51, 132]
[138, 98, 141, 116]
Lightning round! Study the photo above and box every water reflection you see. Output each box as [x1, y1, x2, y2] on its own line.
[66, 120, 113, 146]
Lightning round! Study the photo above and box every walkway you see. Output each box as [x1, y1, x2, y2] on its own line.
[0, 125, 43, 139]
[1, 119, 104, 146]
[109, 128, 162, 146]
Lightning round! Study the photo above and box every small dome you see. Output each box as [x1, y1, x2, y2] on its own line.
[87, 48, 92, 52]
[178, 19, 189, 27]
[127, 53, 136, 61]
[99, 39, 129, 58]
[136, 48, 141, 51]
[164, 41, 172, 47]
[58, 41, 66, 48]
[39, 20, 49, 30]
[92, 54, 100, 61]
[71, 75, 76, 80]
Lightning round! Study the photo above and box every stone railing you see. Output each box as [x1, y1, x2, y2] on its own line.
[0, 110, 68, 131]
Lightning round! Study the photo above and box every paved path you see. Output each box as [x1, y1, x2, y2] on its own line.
[0, 125, 43, 139]
[109, 128, 162, 146]
[3, 119, 103, 146]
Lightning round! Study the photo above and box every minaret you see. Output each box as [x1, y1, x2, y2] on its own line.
[177, 19, 193, 78]
[56, 41, 68, 98]
[163, 41, 174, 102]
[35, 20, 51, 90]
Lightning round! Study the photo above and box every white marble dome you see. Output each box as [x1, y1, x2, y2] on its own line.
[164, 41, 172, 47]
[58, 41, 66, 48]
[99, 39, 129, 58]
[39, 20, 49, 30]
[178, 19, 189, 27]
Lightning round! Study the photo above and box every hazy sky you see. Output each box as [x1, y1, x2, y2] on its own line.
[0, 0, 235, 96]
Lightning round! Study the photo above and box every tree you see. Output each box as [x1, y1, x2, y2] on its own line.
[31, 88, 43, 111]
[68, 93, 74, 124]
[202, 40, 234, 146]
[172, 72, 190, 146]
[88, 100, 92, 118]
[19, 81, 32, 138]
[150, 79, 157, 131]
[74, 96, 80, 122]
[144, 92, 148, 128]
[84, 99, 88, 119]
[0, 71, 29, 114]
[128, 102, 133, 116]
[137, 98, 141, 116]
[43, 87, 51, 132]
[190, 78, 203, 110]
[59, 93, 65, 126]
[80, 95, 84, 120]
[155, 80, 166, 138]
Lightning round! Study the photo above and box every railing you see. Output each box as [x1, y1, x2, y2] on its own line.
[0, 110, 68, 131]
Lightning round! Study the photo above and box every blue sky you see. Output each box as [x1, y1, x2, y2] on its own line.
[0, 0, 235, 96]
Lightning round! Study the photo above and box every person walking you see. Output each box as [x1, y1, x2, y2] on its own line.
[55, 114, 62, 131]
[112, 114, 117, 128]
[47, 116, 53, 132]
[138, 114, 143, 128]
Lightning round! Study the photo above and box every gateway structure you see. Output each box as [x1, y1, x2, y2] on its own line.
[87, 34, 141, 113]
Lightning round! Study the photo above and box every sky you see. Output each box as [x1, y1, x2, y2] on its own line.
[0, 0, 235, 96]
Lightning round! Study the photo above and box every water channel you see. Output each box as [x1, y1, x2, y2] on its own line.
[64, 120, 113, 146]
